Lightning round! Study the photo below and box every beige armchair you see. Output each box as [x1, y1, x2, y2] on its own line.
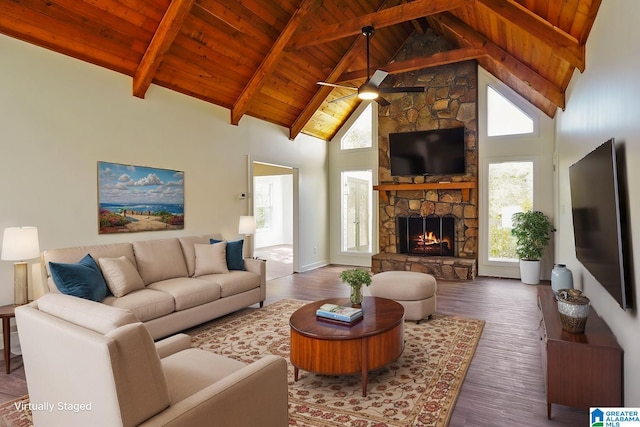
[15, 293, 288, 427]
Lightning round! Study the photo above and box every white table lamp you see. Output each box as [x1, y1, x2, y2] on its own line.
[1, 226, 40, 305]
[238, 216, 256, 236]
[238, 216, 256, 258]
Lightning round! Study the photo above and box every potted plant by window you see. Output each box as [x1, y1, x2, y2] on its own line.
[511, 210, 554, 285]
[339, 268, 372, 307]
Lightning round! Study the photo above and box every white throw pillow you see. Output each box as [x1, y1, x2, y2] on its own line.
[98, 256, 145, 297]
[194, 242, 229, 276]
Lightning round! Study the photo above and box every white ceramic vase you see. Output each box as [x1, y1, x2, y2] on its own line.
[551, 263, 573, 295]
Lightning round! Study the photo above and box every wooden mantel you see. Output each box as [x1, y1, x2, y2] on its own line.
[373, 181, 476, 202]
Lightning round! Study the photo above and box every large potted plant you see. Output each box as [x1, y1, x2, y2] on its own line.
[339, 268, 372, 307]
[511, 210, 554, 284]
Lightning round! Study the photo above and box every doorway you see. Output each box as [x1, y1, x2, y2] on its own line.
[341, 171, 372, 253]
[251, 161, 296, 280]
[481, 159, 535, 278]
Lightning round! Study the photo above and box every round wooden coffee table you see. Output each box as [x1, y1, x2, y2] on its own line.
[289, 296, 404, 396]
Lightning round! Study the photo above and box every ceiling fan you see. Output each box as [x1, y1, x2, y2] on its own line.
[317, 26, 426, 106]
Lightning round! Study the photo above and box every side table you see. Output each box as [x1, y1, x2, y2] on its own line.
[0, 304, 16, 374]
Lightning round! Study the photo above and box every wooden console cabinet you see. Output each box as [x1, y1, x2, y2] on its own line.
[537, 286, 623, 419]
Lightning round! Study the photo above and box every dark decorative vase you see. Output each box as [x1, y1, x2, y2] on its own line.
[551, 264, 573, 295]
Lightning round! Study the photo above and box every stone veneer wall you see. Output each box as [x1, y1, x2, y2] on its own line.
[373, 31, 478, 280]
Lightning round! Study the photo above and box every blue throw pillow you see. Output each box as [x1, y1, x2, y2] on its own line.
[49, 254, 110, 302]
[210, 239, 245, 271]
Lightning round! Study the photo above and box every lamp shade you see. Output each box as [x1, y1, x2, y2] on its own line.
[1, 226, 40, 261]
[238, 216, 256, 235]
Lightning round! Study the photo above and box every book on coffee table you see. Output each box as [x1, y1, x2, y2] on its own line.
[316, 303, 363, 323]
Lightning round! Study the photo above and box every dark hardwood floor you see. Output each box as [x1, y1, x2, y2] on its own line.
[266, 265, 587, 426]
[0, 265, 587, 426]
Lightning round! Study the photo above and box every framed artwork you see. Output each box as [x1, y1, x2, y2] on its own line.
[98, 161, 184, 234]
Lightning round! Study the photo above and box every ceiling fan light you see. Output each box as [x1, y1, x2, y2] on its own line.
[358, 84, 378, 100]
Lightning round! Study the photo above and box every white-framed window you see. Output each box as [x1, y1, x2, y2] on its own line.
[340, 104, 373, 150]
[341, 170, 372, 253]
[487, 85, 534, 137]
[254, 181, 272, 231]
[487, 160, 534, 262]
[330, 100, 377, 265]
[478, 67, 554, 279]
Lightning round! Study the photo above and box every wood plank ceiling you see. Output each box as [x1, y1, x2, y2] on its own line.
[0, 0, 601, 141]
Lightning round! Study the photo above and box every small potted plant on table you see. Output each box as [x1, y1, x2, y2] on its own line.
[511, 210, 554, 285]
[340, 268, 372, 307]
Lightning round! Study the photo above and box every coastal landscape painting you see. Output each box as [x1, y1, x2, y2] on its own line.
[98, 161, 184, 234]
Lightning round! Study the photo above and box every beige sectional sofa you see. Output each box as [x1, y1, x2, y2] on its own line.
[41, 234, 266, 340]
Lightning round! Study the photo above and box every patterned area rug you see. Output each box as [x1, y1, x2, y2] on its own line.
[0, 299, 484, 427]
[189, 299, 484, 427]
[0, 396, 30, 427]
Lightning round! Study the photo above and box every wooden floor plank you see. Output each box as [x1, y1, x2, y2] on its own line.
[266, 266, 588, 426]
[0, 265, 590, 425]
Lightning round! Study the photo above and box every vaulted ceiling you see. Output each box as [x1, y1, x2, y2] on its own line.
[0, 0, 601, 141]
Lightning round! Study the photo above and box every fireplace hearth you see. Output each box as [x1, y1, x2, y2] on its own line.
[397, 215, 455, 256]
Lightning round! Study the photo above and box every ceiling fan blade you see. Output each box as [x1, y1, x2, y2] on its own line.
[379, 86, 427, 93]
[375, 96, 390, 107]
[329, 93, 357, 103]
[317, 81, 357, 90]
[368, 69, 388, 87]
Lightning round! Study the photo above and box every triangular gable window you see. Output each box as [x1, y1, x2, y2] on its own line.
[487, 86, 534, 137]
[341, 104, 373, 149]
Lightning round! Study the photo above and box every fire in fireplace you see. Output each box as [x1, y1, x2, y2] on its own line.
[397, 215, 455, 256]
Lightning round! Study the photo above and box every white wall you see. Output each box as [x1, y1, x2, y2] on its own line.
[556, 0, 640, 404]
[0, 34, 328, 305]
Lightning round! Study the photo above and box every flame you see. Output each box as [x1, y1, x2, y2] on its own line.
[414, 232, 451, 247]
[416, 232, 439, 246]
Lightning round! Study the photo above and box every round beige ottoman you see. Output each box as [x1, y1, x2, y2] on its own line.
[366, 271, 437, 323]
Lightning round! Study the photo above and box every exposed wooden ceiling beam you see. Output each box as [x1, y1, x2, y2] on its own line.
[289, 36, 367, 140]
[230, 0, 318, 126]
[475, 0, 585, 71]
[384, 46, 486, 73]
[289, 0, 467, 50]
[434, 13, 565, 111]
[133, 0, 195, 98]
[400, 0, 428, 35]
[577, 0, 602, 44]
[337, 47, 486, 82]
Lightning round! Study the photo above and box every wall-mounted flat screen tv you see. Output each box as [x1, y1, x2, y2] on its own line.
[569, 138, 632, 309]
[389, 127, 466, 176]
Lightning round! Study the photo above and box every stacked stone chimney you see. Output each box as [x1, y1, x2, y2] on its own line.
[372, 31, 478, 280]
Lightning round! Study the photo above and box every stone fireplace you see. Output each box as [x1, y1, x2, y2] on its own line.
[371, 30, 477, 280]
[371, 183, 477, 280]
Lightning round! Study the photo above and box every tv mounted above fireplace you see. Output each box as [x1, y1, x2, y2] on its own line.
[389, 127, 466, 176]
